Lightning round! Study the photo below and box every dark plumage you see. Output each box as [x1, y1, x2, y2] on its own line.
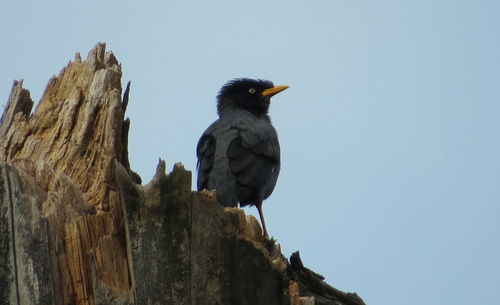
[196, 78, 289, 237]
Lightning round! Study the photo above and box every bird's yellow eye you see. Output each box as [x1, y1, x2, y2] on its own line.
[248, 88, 256, 94]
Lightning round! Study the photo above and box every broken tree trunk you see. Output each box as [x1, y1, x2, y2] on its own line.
[0, 43, 366, 305]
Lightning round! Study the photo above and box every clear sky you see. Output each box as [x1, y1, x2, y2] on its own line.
[2, 1, 499, 304]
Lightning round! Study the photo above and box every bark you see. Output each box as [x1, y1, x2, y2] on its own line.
[0, 43, 366, 305]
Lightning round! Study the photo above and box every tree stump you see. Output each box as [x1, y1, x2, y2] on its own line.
[0, 43, 366, 305]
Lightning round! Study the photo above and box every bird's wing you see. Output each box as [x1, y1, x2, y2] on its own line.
[196, 122, 218, 191]
[226, 122, 281, 203]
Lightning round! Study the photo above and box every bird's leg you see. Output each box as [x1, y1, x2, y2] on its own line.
[255, 200, 269, 239]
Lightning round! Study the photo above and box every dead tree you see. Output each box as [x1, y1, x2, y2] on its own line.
[0, 43, 366, 305]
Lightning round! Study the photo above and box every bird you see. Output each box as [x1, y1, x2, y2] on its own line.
[196, 78, 289, 238]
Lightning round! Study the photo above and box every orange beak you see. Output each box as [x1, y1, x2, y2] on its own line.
[262, 85, 290, 97]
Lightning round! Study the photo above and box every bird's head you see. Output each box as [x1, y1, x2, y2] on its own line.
[216, 78, 289, 117]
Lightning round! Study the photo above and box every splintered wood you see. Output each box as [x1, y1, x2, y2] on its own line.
[0, 43, 133, 305]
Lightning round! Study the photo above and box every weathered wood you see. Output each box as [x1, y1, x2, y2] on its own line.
[0, 163, 54, 305]
[116, 160, 289, 305]
[0, 43, 133, 305]
[0, 43, 366, 305]
[288, 252, 366, 305]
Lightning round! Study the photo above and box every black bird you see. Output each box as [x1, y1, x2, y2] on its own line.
[196, 78, 289, 237]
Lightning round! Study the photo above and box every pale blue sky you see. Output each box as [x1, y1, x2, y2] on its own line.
[2, 1, 499, 304]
